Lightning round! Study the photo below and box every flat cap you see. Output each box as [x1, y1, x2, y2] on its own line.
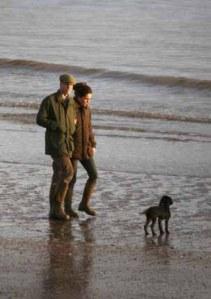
[59, 74, 76, 85]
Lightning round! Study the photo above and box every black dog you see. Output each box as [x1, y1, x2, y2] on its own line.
[143, 195, 173, 236]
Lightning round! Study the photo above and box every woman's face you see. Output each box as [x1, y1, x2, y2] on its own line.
[78, 93, 92, 108]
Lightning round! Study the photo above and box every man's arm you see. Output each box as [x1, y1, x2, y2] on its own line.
[36, 97, 58, 130]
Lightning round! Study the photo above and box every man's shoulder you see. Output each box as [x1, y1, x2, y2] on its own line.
[43, 91, 58, 101]
[41, 92, 58, 106]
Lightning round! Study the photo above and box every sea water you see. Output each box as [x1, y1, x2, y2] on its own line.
[0, 0, 211, 176]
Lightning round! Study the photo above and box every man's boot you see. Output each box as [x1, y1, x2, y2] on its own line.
[49, 182, 57, 219]
[49, 183, 70, 221]
[78, 179, 96, 216]
[51, 199, 70, 221]
[65, 197, 79, 218]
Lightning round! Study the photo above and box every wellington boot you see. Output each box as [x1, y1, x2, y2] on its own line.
[49, 204, 54, 219]
[49, 182, 57, 219]
[50, 200, 70, 221]
[78, 203, 96, 216]
[64, 188, 79, 218]
[65, 203, 79, 218]
[78, 178, 96, 216]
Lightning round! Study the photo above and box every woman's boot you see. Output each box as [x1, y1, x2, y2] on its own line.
[78, 179, 96, 216]
[65, 197, 79, 218]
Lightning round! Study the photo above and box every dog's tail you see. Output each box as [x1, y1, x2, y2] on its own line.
[140, 208, 148, 215]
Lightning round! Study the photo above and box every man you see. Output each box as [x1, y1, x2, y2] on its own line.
[36, 74, 77, 220]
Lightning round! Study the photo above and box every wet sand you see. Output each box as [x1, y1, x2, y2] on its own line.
[0, 120, 211, 298]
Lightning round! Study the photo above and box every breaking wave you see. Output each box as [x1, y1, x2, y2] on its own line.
[1, 58, 211, 90]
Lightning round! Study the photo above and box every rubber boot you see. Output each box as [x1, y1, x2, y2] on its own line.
[49, 182, 56, 219]
[49, 183, 70, 221]
[50, 199, 70, 221]
[64, 177, 79, 218]
[65, 196, 79, 218]
[78, 179, 96, 216]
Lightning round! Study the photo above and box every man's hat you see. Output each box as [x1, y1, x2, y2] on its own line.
[59, 74, 76, 85]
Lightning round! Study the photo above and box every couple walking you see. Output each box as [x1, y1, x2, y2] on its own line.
[36, 74, 97, 220]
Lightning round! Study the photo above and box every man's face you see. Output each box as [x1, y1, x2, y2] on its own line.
[60, 82, 73, 96]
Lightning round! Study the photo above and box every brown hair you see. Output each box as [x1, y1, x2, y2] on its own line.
[73, 82, 92, 98]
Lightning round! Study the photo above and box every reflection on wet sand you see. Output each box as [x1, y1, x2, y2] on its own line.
[143, 234, 172, 264]
[79, 218, 96, 243]
[144, 234, 170, 248]
[42, 219, 95, 299]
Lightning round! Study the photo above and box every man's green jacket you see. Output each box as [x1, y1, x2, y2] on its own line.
[36, 91, 77, 157]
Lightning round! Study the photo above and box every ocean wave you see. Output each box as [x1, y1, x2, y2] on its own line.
[0, 101, 39, 109]
[0, 101, 211, 124]
[92, 109, 211, 124]
[1, 58, 211, 90]
[0, 113, 210, 144]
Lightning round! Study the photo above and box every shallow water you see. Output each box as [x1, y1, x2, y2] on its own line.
[1, 158, 211, 251]
[0, 121, 211, 253]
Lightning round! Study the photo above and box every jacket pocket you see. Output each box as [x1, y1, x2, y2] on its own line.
[46, 130, 66, 152]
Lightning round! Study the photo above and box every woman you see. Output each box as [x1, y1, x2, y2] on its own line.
[65, 82, 98, 217]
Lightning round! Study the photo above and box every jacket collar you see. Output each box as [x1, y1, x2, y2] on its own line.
[56, 90, 73, 104]
[74, 97, 88, 110]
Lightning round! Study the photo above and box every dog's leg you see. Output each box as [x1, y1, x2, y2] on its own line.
[158, 218, 164, 235]
[165, 219, 170, 234]
[150, 218, 157, 236]
[144, 218, 150, 236]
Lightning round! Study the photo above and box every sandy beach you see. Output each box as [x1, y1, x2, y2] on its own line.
[0, 118, 211, 299]
[1, 1, 211, 298]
